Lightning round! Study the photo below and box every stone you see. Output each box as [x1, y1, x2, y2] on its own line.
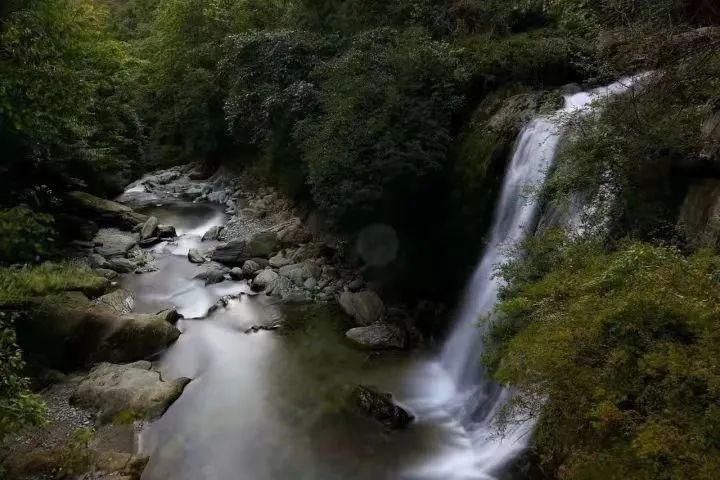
[242, 260, 261, 277]
[67, 191, 148, 228]
[96, 313, 181, 364]
[247, 231, 279, 258]
[94, 268, 118, 280]
[157, 225, 177, 239]
[70, 361, 190, 424]
[269, 253, 292, 268]
[107, 258, 135, 274]
[303, 277, 318, 291]
[252, 269, 279, 291]
[94, 289, 135, 315]
[194, 263, 227, 285]
[678, 179, 720, 249]
[188, 248, 206, 264]
[229, 267, 244, 280]
[202, 225, 224, 241]
[348, 277, 364, 291]
[140, 216, 159, 240]
[93, 229, 138, 258]
[352, 385, 414, 430]
[89, 253, 109, 269]
[138, 236, 161, 248]
[338, 291, 385, 326]
[266, 276, 291, 297]
[345, 324, 406, 350]
[279, 263, 306, 286]
[212, 239, 250, 266]
[250, 257, 270, 269]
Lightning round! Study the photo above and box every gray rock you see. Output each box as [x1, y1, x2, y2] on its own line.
[138, 236, 161, 248]
[157, 224, 177, 239]
[269, 253, 292, 268]
[212, 239, 250, 266]
[67, 191, 148, 228]
[339, 291, 385, 326]
[202, 225, 224, 241]
[94, 268, 118, 280]
[304, 277, 318, 291]
[194, 264, 227, 285]
[229, 267, 245, 280]
[93, 229, 138, 258]
[97, 312, 181, 364]
[242, 260, 261, 277]
[345, 324, 406, 350]
[188, 248, 206, 264]
[89, 253, 109, 269]
[107, 258, 135, 274]
[353, 385, 414, 430]
[71, 361, 190, 424]
[247, 231, 279, 258]
[279, 263, 306, 286]
[267, 276, 291, 297]
[252, 269, 279, 291]
[207, 190, 229, 204]
[94, 289, 135, 315]
[251, 257, 270, 269]
[140, 216, 159, 240]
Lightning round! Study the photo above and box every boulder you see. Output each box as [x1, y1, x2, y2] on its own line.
[157, 225, 177, 239]
[96, 312, 181, 364]
[247, 232, 279, 258]
[94, 268, 118, 280]
[94, 289, 135, 315]
[107, 258, 135, 274]
[345, 324, 406, 350]
[352, 385, 414, 430]
[188, 248, 206, 264]
[242, 260, 261, 277]
[70, 361, 190, 424]
[67, 191, 148, 228]
[252, 269, 279, 291]
[202, 225, 224, 241]
[140, 216, 159, 240]
[269, 253, 292, 268]
[89, 253, 109, 269]
[211, 239, 250, 266]
[194, 263, 227, 285]
[138, 236, 161, 248]
[229, 267, 244, 280]
[250, 257, 270, 269]
[93, 229, 138, 258]
[338, 291, 385, 326]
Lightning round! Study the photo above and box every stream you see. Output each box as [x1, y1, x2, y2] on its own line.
[119, 202, 518, 480]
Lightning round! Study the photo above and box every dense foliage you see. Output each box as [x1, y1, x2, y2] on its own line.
[491, 236, 720, 479]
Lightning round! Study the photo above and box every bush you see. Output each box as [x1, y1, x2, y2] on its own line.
[491, 238, 720, 479]
[0, 207, 55, 265]
[0, 314, 46, 443]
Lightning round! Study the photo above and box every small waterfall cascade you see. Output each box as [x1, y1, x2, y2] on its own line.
[438, 76, 646, 474]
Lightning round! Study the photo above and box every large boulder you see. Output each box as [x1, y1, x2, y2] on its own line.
[338, 291, 385, 326]
[352, 385, 414, 430]
[247, 231, 279, 258]
[345, 324, 406, 350]
[94, 289, 135, 315]
[194, 263, 227, 285]
[252, 269, 279, 291]
[188, 248, 206, 264]
[93, 229, 138, 258]
[107, 258, 135, 274]
[242, 259, 261, 277]
[202, 225, 223, 241]
[67, 191, 148, 228]
[211, 239, 250, 266]
[140, 216, 159, 240]
[96, 312, 181, 364]
[70, 361, 190, 424]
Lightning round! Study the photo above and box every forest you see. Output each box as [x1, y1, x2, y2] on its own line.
[1, 1, 720, 479]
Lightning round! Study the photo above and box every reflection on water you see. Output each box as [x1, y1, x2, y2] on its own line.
[120, 203, 525, 480]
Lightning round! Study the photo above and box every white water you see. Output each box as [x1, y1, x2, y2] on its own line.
[436, 76, 646, 474]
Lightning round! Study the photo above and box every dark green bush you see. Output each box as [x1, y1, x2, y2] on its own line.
[0, 207, 55, 265]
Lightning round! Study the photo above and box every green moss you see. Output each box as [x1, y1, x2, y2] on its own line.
[0, 263, 109, 307]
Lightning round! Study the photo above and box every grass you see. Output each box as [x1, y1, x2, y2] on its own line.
[0, 263, 109, 307]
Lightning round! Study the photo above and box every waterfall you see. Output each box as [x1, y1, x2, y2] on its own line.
[438, 76, 646, 475]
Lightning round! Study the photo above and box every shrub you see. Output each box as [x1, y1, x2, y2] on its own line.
[491, 239, 720, 479]
[0, 207, 55, 265]
[0, 263, 107, 307]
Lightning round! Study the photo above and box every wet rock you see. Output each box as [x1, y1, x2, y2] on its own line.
[229, 267, 244, 280]
[269, 253, 292, 268]
[138, 236, 161, 248]
[157, 224, 177, 239]
[345, 324, 406, 350]
[140, 216, 159, 240]
[67, 191, 148, 228]
[242, 259, 261, 277]
[247, 231, 279, 258]
[94, 289, 135, 315]
[338, 291, 385, 326]
[202, 225, 224, 241]
[194, 263, 227, 285]
[93, 229, 138, 258]
[70, 361, 190, 424]
[127, 246, 158, 273]
[212, 239, 250, 266]
[252, 269, 279, 291]
[96, 312, 181, 364]
[188, 248, 206, 264]
[107, 258, 135, 274]
[353, 385, 414, 430]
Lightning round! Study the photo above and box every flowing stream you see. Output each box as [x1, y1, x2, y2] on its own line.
[118, 78, 643, 480]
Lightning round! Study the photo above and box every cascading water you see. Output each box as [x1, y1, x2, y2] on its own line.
[438, 76, 646, 475]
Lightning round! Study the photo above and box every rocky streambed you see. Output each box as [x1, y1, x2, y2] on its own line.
[5, 165, 495, 480]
